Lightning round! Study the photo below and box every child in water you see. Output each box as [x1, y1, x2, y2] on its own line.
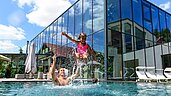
[61, 32, 96, 63]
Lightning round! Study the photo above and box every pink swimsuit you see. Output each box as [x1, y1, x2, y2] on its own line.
[77, 43, 89, 56]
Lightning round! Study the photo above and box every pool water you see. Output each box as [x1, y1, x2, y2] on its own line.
[0, 81, 171, 96]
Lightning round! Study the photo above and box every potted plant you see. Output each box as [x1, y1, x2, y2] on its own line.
[38, 66, 43, 79]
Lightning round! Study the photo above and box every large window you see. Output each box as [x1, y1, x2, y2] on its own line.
[121, 0, 132, 20]
[133, 0, 142, 26]
[159, 10, 167, 43]
[151, 6, 160, 45]
[143, 2, 152, 32]
[135, 27, 145, 50]
[107, 29, 122, 80]
[107, 0, 120, 23]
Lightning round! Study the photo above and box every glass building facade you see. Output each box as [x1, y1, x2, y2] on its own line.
[30, 0, 171, 81]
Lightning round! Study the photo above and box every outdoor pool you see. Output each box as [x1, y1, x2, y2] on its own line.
[0, 81, 171, 96]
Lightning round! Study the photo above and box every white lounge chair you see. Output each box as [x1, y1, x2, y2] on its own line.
[156, 69, 168, 82]
[164, 68, 171, 79]
[145, 67, 158, 82]
[136, 66, 151, 82]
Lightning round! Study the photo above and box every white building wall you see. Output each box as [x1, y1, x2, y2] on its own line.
[155, 45, 162, 69]
[123, 43, 170, 69]
[146, 47, 155, 67]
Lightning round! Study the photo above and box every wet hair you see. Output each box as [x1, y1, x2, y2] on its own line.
[92, 78, 98, 83]
[78, 32, 87, 39]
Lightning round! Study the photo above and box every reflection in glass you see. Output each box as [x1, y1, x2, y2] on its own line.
[144, 20, 152, 32]
[146, 41, 155, 67]
[107, 0, 120, 23]
[74, 1, 82, 35]
[124, 34, 132, 53]
[133, 0, 142, 26]
[107, 29, 122, 79]
[151, 6, 159, 45]
[143, 5, 151, 21]
[93, 31, 105, 79]
[166, 15, 171, 54]
[159, 10, 167, 43]
[121, 0, 132, 20]
[93, 0, 104, 32]
[83, 0, 92, 35]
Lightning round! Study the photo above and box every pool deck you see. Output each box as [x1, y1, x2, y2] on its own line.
[0, 78, 52, 82]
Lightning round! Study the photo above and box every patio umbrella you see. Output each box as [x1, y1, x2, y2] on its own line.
[25, 42, 37, 73]
[0, 55, 11, 61]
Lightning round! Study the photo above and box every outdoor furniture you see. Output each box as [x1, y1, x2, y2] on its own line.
[156, 69, 168, 82]
[136, 66, 151, 82]
[145, 67, 158, 82]
[164, 68, 171, 79]
[15, 74, 38, 79]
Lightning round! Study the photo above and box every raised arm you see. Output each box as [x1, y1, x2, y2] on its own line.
[67, 67, 79, 81]
[61, 32, 79, 44]
[51, 55, 59, 84]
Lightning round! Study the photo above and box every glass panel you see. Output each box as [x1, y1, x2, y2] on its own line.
[123, 59, 136, 80]
[49, 25, 53, 45]
[107, 29, 122, 79]
[159, 10, 169, 56]
[54, 21, 58, 46]
[136, 37, 145, 50]
[83, 0, 92, 35]
[57, 17, 62, 55]
[123, 33, 135, 80]
[135, 27, 144, 39]
[93, 0, 104, 32]
[151, 6, 160, 46]
[134, 44, 145, 67]
[135, 26, 145, 50]
[54, 20, 58, 55]
[133, 0, 142, 26]
[144, 20, 152, 32]
[124, 23, 131, 34]
[159, 10, 167, 44]
[166, 14, 171, 54]
[143, 3, 152, 33]
[68, 9, 75, 45]
[74, 1, 82, 36]
[166, 14, 171, 43]
[123, 23, 133, 53]
[155, 45, 162, 69]
[143, 5, 151, 21]
[146, 41, 155, 67]
[145, 30, 153, 47]
[123, 34, 132, 53]
[121, 0, 132, 20]
[62, 12, 68, 46]
[93, 30, 105, 79]
[107, 0, 120, 23]
[44, 29, 48, 45]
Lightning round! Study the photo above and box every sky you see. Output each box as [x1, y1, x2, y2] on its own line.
[0, 0, 171, 54]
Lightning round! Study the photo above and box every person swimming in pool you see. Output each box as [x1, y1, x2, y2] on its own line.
[61, 32, 96, 64]
[50, 55, 79, 86]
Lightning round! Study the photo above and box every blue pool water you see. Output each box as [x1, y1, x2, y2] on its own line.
[0, 81, 171, 96]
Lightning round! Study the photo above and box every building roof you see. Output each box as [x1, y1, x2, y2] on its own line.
[42, 43, 73, 57]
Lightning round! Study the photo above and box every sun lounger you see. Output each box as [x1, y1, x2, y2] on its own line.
[136, 66, 151, 82]
[145, 67, 158, 82]
[15, 74, 38, 79]
[164, 68, 171, 79]
[156, 69, 168, 82]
